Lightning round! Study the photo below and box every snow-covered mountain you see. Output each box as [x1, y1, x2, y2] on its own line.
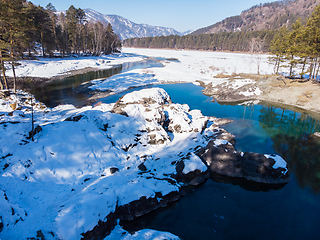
[84, 8, 182, 39]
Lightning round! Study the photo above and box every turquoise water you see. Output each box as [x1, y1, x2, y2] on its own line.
[110, 83, 320, 240]
[31, 58, 163, 107]
[30, 59, 320, 239]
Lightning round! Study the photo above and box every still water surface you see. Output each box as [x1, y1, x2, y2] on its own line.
[31, 62, 320, 239]
[118, 83, 320, 240]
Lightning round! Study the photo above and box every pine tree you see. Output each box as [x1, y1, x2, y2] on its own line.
[0, 0, 27, 92]
[305, 5, 320, 80]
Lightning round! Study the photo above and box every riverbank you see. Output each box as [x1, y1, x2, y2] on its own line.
[200, 73, 320, 117]
[4, 48, 320, 116]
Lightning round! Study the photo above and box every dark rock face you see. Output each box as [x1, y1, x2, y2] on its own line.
[199, 138, 290, 184]
[175, 160, 209, 186]
[242, 152, 289, 184]
[202, 140, 243, 178]
[81, 190, 183, 240]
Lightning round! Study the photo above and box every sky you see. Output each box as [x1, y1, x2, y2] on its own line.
[29, 0, 269, 32]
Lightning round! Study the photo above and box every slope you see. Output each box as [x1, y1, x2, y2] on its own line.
[192, 0, 320, 35]
[84, 8, 181, 39]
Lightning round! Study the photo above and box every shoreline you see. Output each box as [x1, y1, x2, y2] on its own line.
[200, 74, 320, 119]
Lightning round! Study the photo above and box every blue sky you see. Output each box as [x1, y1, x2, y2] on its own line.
[30, 0, 267, 32]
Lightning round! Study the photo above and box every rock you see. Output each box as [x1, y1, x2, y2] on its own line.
[199, 137, 290, 185]
[314, 132, 320, 138]
[242, 152, 289, 184]
[200, 140, 243, 178]
[111, 88, 172, 117]
[175, 160, 209, 186]
[27, 125, 42, 140]
[81, 190, 183, 240]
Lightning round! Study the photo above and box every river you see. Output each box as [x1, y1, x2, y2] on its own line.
[30, 58, 320, 240]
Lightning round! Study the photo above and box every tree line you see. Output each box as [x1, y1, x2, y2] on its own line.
[123, 30, 277, 52]
[269, 5, 320, 80]
[0, 0, 122, 91]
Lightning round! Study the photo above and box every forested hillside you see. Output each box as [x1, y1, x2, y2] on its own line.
[123, 30, 277, 52]
[0, 0, 121, 91]
[192, 0, 320, 35]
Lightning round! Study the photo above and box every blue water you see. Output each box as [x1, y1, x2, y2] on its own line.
[30, 58, 320, 239]
[31, 58, 163, 107]
[107, 83, 320, 240]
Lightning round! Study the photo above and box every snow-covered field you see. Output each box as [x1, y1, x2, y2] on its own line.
[122, 47, 274, 83]
[7, 48, 276, 98]
[6, 53, 144, 78]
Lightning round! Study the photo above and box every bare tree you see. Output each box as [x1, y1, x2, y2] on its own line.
[250, 38, 264, 75]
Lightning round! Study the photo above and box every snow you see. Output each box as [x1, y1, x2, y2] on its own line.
[182, 153, 207, 174]
[105, 225, 180, 240]
[6, 53, 144, 78]
[122, 48, 273, 85]
[89, 71, 158, 93]
[120, 87, 170, 104]
[6, 48, 273, 98]
[0, 89, 220, 239]
[0, 49, 291, 239]
[265, 154, 288, 174]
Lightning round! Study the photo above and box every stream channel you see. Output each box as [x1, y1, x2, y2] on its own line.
[30, 58, 320, 240]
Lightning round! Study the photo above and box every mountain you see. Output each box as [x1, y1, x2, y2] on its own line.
[84, 9, 182, 39]
[192, 0, 320, 35]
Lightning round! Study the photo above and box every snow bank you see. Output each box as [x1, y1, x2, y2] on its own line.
[6, 53, 144, 78]
[120, 87, 170, 105]
[89, 70, 158, 93]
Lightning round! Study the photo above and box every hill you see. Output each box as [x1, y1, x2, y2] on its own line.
[192, 0, 320, 35]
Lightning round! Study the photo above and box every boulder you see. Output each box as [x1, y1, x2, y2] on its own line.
[242, 152, 289, 184]
[199, 138, 290, 185]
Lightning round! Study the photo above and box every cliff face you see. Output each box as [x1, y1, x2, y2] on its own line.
[192, 0, 320, 35]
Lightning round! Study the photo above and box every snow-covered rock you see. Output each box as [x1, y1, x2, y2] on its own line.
[0, 89, 222, 239]
[104, 225, 180, 240]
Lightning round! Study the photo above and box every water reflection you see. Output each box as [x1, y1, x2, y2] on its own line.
[117, 84, 320, 240]
[258, 107, 320, 194]
[30, 58, 163, 108]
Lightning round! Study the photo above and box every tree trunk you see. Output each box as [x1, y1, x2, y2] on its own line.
[300, 58, 307, 79]
[41, 31, 45, 57]
[11, 61, 16, 93]
[309, 59, 314, 80]
[0, 50, 8, 90]
[0, 72, 3, 90]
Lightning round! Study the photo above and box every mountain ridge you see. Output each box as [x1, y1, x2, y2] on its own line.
[84, 8, 183, 39]
[192, 0, 320, 35]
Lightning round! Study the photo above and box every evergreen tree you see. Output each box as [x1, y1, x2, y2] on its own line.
[0, 0, 27, 92]
[305, 5, 320, 80]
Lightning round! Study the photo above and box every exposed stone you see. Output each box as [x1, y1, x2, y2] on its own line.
[199, 136, 290, 185]
[81, 190, 183, 240]
[201, 140, 243, 178]
[242, 152, 289, 184]
[175, 161, 209, 186]
[27, 125, 42, 140]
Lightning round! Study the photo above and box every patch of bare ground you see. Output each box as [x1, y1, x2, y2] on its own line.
[202, 73, 320, 118]
[257, 75, 320, 115]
